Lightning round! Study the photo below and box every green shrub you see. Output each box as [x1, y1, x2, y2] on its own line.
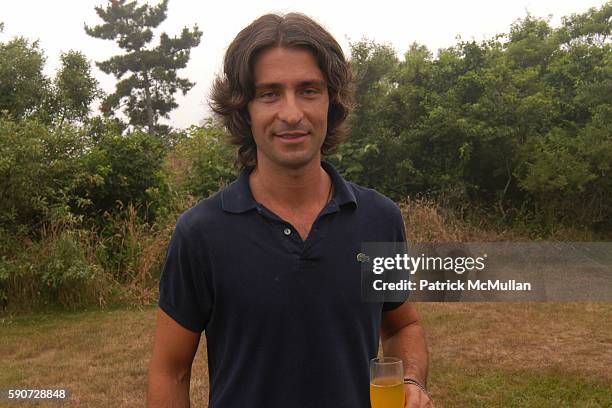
[167, 122, 236, 199]
[0, 116, 88, 233]
[74, 130, 169, 223]
[0, 228, 113, 311]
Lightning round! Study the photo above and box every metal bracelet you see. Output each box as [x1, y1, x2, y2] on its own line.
[403, 377, 431, 399]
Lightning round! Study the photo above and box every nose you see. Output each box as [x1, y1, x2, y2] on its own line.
[277, 94, 303, 125]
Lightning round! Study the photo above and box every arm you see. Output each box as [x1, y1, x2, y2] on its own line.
[381, 302, 433, 407]
[147, 308, 201, 408]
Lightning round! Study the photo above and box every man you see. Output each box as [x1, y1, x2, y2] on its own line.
[147, 13, 432, 408]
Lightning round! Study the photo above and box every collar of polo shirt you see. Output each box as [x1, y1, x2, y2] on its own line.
[221, 161, 357, 214]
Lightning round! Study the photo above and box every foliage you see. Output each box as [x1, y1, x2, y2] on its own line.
[74, 130, 169, 222]
[331, 41, 400, 193]
[85, 0, 202, 134]
[0, 37, 49, 120]
[0, 227, 112, 311]
[0, 114, 168, 233]
[52, 51, 102, 125]
[0, 35, 100, 127]
[0, 116, 88, 232]
[329, 2, 612, 231]
[168, 121, 236, 199]
[1, 3, 611, 313]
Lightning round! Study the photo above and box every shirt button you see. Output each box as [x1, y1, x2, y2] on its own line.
[283, 228, 291, 236]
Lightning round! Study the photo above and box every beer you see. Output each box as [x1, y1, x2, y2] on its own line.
[370, 376, 405, 408]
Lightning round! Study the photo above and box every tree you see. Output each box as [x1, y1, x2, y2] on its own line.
[52, 51, 101, 125]
[559, 1, 611, 47]
[0, 37, 49, 119]
[85, 0, 202, 135]
[0, 33, 99, 126]
[330, 41, 400, 191]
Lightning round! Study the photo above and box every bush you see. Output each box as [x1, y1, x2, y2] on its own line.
[0, 116, 88, 233]
[166, 122, 236, 199]
[0, 227, 113, 311]
[74, 129, 169, 223]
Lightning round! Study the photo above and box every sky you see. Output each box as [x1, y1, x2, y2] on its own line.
[1, 0, 607, 129]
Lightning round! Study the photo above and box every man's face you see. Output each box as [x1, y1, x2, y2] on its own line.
[247, 47, 329, 170]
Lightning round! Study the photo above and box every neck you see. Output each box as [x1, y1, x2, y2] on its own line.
[249, 158, 332, 210]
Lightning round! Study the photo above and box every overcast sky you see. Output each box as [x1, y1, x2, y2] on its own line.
[1, 0, 606, 129]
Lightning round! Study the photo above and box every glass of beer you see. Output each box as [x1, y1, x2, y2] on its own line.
[370, 357, 405, 408]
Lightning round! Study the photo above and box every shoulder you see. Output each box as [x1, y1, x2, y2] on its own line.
[175, 190, 224, 238]
[348, 181, 403, 221]
[341, 181, 406, 241]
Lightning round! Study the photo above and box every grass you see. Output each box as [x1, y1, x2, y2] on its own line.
[0, 305, 209, 407]
[1, 303, 610, 407]
[418, 303, 612, 407]
[2, 199, 610, 406]
[432, 365, 611, 407]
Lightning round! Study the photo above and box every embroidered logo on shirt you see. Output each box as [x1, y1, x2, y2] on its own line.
[356, 252, 370, 263]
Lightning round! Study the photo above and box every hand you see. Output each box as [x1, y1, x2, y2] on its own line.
[404, 383, 434, 407]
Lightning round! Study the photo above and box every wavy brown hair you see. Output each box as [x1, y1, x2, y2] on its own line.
[209, 13, 354, 169]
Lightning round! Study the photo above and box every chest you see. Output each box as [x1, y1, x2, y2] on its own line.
[209, 219, 369, 325]
[201, 205, 396, 320]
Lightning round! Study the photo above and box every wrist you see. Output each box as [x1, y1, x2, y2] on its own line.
[403, 377, 430, 398]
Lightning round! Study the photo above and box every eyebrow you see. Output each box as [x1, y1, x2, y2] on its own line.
[254, 80, 327, 90]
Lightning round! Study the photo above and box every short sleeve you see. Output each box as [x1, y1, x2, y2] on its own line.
[383, 203, 409, 312]
[158, 221, 212, 332]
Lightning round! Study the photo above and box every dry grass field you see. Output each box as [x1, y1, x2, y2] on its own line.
[1, 302, 611, 407]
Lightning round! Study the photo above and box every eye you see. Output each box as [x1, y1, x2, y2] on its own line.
[258, 91, 277, 99]
[302, 88, 320, 96]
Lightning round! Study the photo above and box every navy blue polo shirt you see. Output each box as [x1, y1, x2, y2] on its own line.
[159, 161, 407, 408]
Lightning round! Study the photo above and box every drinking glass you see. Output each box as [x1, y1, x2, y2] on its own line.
[369, 357, 405, 408]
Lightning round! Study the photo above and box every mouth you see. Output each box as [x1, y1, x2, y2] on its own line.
[275, 131, 309, 142]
